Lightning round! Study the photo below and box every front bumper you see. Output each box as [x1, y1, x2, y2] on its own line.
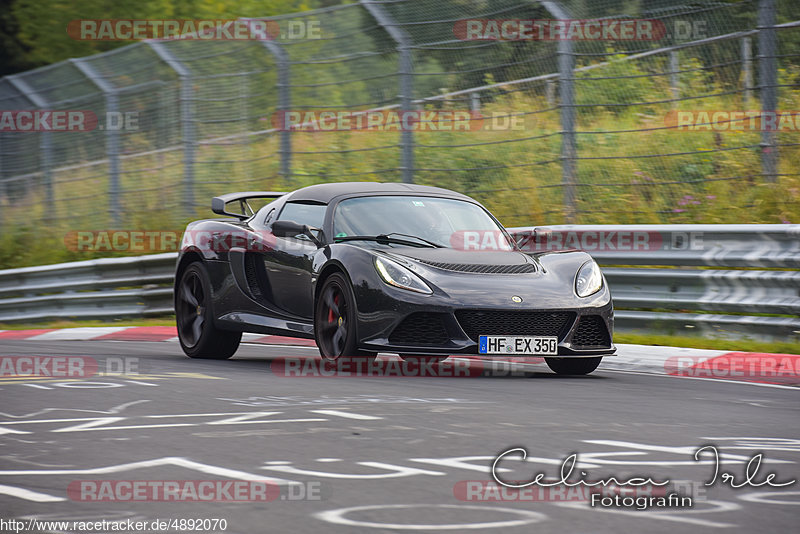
[350, 249, 616, 359]
[358, 302, 615, 357]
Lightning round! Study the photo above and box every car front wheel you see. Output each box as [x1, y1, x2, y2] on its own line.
[315, 272, 375, 362]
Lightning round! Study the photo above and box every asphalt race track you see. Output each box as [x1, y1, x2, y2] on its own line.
[1, 338, 798, 534]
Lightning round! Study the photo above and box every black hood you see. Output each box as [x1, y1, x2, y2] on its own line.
[388, 248, 538, 274]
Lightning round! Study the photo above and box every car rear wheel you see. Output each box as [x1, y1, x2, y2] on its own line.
[176, 262, 241, 359]
[545, 357, 602, 375]
[315, 272, 375, 362]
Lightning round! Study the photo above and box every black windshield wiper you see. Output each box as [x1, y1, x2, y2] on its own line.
[334, 234, 441, 248]
[379, 233, 444, 248]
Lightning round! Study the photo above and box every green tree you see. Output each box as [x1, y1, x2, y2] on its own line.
[10, 0, 316, 70]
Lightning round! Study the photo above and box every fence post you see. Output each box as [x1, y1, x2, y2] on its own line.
[470, 92, 481, 114]
[758, 0, 778, 183]
[360, 0, 414, 183]
[742, 37, 753, 106]
[670, 51, 680, 103]
[541, 1, 576, 223]
[260, 38, 292, 184]
[71, 59, 122, 225]
[6, 75, 54, 221]
[148, 41, 196, 215]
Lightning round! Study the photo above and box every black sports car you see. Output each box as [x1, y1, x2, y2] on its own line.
[174, 182, 615, 375]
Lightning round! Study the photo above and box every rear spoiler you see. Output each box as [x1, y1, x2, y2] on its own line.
[211, 191, 286, 220]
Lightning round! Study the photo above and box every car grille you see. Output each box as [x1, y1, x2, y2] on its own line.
[416, 260, 537, 274]
[571, 315, 611, 348]
[389, 313, 450, 345]
[455, 310, 575, 342]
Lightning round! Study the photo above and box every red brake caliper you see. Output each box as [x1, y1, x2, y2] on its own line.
[328, 293, 338, 323]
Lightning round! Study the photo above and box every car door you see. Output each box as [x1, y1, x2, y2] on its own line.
[262, 201, 326, 319]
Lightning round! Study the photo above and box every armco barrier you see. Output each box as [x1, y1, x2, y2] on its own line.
[0, 226, 797, 341]
[508, 225, 800, 340]
[0, 253, 176, 323]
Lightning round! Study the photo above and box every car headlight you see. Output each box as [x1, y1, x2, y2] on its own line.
[374, 256, 432, 294]
[575, 260, 603, 297]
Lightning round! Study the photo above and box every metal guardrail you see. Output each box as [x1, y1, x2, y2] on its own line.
[0, 226, 797, 341]
[0, 253, 176, 323]
[508, 224, 800, 268]
[507, 225, 800, 340]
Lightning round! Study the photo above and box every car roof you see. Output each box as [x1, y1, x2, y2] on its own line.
[284, 182, 473, 203]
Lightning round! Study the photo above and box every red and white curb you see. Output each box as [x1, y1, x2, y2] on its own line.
[0, 326, 316, 346]
[1, 326, 797, 386]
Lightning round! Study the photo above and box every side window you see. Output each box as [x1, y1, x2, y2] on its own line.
[253, 198, 282, 228]
[276, 202, 326, 239]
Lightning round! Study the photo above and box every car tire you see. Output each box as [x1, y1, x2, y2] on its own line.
[176, 262, 242, 359]
[315, 272, 375, 361]
[545, 357, 602, 375]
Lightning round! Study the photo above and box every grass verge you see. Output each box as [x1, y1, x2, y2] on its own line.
[614, 333, 800, 355]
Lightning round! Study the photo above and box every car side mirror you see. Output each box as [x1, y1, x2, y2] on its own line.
[272, 220, 324, 247]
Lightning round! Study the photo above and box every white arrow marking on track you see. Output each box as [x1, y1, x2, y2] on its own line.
[310, 410, 382, 420]
[0, 484, 66, 502]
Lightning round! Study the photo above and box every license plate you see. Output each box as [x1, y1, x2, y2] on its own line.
[479, 336, 558, 355]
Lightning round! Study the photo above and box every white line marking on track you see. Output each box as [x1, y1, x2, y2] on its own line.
[0, 457, 299, 486]
[0, 484, 66, 502]
[310, 410, 382, 420]
[739, 490, 800, 505]
[0, 400, 150, 419]
[0, 412, 327, 433]
[0, 426, 32, 435]
[146, 411, 282, 418]
[51, 417, 125, 433]
[315, 504, 546, 530]
[0, 417, 111, 425]
[65, 423, 198, 432]
[262, 461, 445, 479]
[599, 368, 800, 390]
[205, 412, 283, 425]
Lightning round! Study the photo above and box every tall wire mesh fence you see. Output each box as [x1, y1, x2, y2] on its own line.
[0, 0, 798, 267]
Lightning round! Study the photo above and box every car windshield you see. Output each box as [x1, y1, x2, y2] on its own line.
[333, 195, 512, 249]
